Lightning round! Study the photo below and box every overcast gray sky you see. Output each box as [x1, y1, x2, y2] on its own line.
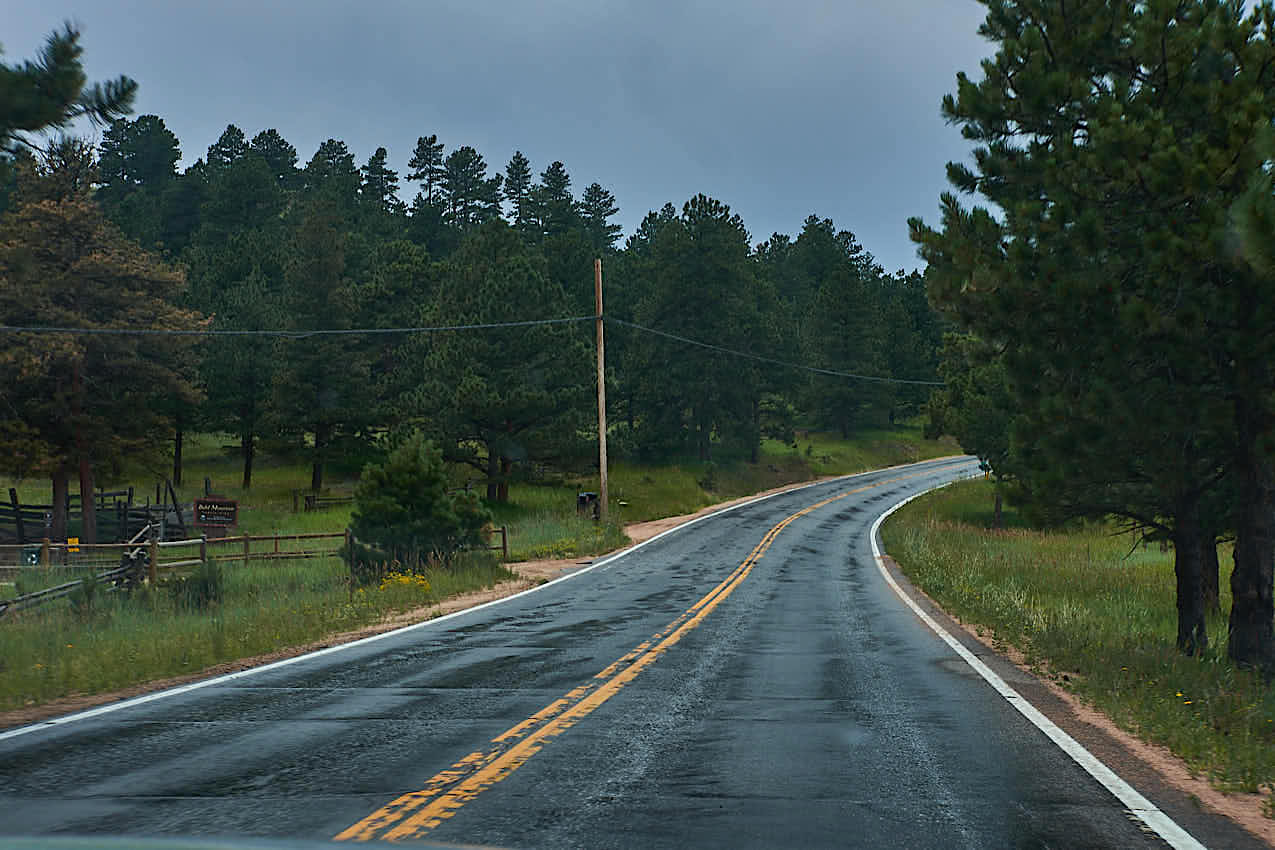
[3, 0, 992, 273]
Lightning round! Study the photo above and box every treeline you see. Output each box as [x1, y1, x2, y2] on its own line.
[912, 1, 1275, 669]
[0, 27, 943, 544]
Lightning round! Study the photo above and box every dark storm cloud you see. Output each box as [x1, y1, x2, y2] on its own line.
[3, 0, 991, 272]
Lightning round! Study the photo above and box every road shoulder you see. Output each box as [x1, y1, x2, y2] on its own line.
[877, 552, 1273, 849]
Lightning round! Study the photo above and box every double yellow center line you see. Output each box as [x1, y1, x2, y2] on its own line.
[335, 464, 958, 842]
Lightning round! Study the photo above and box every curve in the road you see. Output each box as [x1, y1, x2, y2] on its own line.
[336, 468, 946, 842]
[2, 457, 1246, 849]
[0, 460, 958, 747]
[869, 487, 1204, 850]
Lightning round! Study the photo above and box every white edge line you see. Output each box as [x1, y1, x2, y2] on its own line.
[0, 457, 968, 743]
[870, 477, 1206, 850]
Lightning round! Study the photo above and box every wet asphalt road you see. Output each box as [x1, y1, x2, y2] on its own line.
[0, 458, 1219, 848]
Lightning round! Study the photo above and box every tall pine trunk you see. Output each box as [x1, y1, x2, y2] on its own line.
[311, 424, 329, 493]
[1202, 534, 1220, 612]
[495, 423, 514, 503]
[77, 455, 97, 545]
[1228, 398, 1274, 669]
[172, 422, 183, 487]
[50, 467, 69, 542]
[1172, 498, 1207, 655]
[486, 449, 499, 502]
[242, 430, 255, 490]
[498, 456, 512, 503]
[750, 398, 760, 464]
[70, 358, 97, 544]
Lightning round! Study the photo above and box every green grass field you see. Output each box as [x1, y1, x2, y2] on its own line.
[3, 424, 956, 560]
[882, 479, 1275, 808]
[0, 553, 517, 712]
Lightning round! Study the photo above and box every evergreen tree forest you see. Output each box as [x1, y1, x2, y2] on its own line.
[0, 26, 944, 545]
[7, 8, 1275, 670]
[912, 0, 1275, 668]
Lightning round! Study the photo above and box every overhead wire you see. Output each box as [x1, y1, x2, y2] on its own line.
[0, 316, 596, 338]
[0, 314, 945, 386]
[609, 317, 945, 386]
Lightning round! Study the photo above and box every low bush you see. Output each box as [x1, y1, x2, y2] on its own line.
[67, 572, 101, 621]
[348, 430, 490, 570]
[169, 559, 225, 610]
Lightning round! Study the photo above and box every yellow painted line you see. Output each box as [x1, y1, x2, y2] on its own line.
[335, 463, 965, 843]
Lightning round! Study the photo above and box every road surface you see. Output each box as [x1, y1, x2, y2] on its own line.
[0, 458, 1258, 848]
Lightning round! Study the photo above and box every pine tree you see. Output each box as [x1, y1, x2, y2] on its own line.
[206, 124, 249, 172]
[95, 114, 181, 247]
[185, 139, 292, 488]
[198, 153, 283, 238]
[910, 0, 1275, 662]
[503, 151, 533, 228]
[406, 134, 445, 202]
[360, 146, 404, 216]
[350, 431, 489, 563]
[0, 142, 202, 541]
[407, 191, 453, 256]
[537, 161, 577, 236]
[807, 250, 889, 436]
[270, 201, 374, 491]
[249, 128, 298, 187]
[401, 221, 588, 500]
[624, 195, 774, 460]
[303, 138, 360, 209]
[198, 264, 284, 489]
[439, 147, 502, 229]
[579, 182, 622, 252]
[97, 115, 179, 191]
[0, 23, 135, 155]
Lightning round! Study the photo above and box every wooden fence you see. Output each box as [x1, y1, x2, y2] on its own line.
[0, 526, 510, 617]
[0, 482, 189, 545]
[292, 490, 355, 513]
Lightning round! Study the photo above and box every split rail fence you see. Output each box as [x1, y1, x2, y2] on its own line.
[0, 525, 509, 617]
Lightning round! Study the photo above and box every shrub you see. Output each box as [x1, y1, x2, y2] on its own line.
[697, 461, 718, 492]
[68, 572, 100, 620]
[171, 559, 224, 610]
[348, 430, 491, 570]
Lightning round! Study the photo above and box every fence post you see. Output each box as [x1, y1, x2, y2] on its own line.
[40, 537, 50, 568]
[243, 534, 250, 564]
[9, 488, 25, 545]
[501, 526, 508, 561]
[344, 528, 354, 599]
[148, 537, 158, 584]
[200, 534, 207, 565]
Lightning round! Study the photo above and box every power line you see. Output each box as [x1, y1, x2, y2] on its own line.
[0, 314, 944, 386]
[608, 317, 945, 386]
[0, 316, 596, 338]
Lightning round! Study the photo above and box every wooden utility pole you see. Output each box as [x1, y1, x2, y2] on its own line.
[595, 258, 609, 523]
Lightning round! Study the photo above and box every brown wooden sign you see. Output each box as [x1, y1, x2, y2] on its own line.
[193, 497, 238, 528]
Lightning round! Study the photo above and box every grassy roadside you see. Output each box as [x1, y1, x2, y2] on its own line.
[2, 424, 956, 561]
[881, 479, 1275, 809]
[0, 423, 958, 713]
[0, 554, 518, 712]
[492, 424, 960, 559]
